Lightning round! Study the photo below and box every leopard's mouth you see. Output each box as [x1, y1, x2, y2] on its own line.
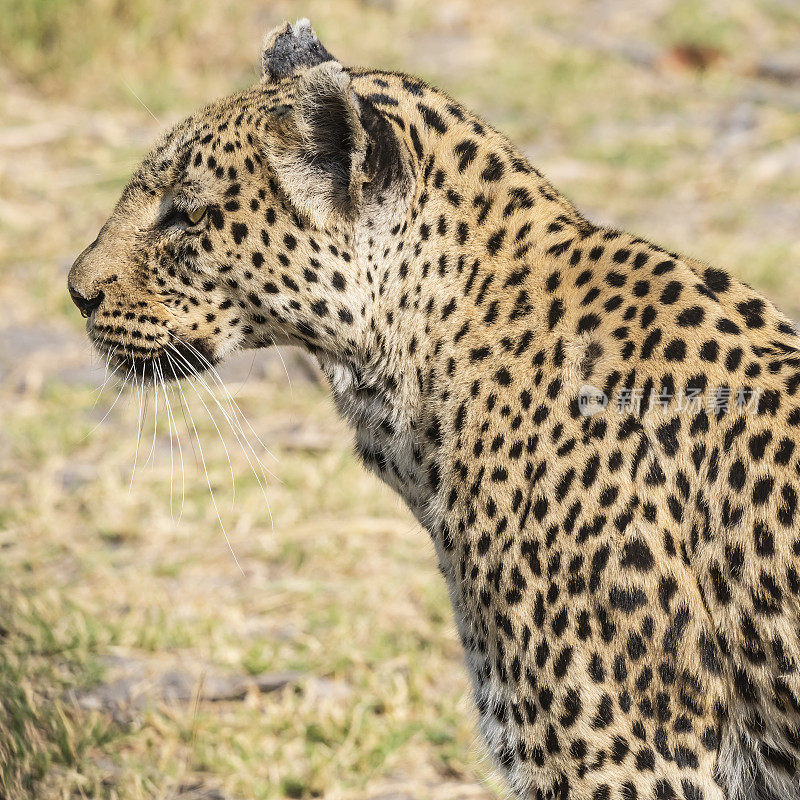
[101, 336, 218, 385]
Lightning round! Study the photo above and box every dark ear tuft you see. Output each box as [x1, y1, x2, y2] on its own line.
[261, 18, 336, 82]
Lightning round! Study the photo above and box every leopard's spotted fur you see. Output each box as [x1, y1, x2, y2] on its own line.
[69, 20, 800, 800]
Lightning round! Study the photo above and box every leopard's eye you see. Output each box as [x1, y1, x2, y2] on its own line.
[187, 206, 207, 225]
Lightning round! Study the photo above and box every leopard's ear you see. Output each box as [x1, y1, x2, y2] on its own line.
[260, 18, 336, 83]
[263, 61, 369, 229]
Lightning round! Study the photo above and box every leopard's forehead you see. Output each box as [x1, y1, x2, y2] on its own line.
[126, 84, 294, 193]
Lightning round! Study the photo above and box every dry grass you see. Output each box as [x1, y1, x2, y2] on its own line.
[1, 1, 800, 798]
[2, 371, 488, 799]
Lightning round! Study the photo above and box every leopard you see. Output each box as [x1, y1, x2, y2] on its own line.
[68, 19, 800, 800]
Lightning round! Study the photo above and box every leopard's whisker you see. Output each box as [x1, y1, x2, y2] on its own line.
[166, 347, 238, 508]
[270, 335, 294, 400]
[164, 341, 276, 527]
[128, 336, 162, 475]
[230, 350, 257, 400]
[91, 336, 118, 406]
[168, 355, 201, 471]
[123, 79, 160, 124]
[155, 360, 176, 520]
[172, 355, 245, 574]
[172, 334, 279, 464]
[91, 331, 112, 377]
[164, 361, 186, 521]
[92, 349, 121, 408]
[83, 360, 134, 441]
[163, 335, 280, 485]
[145, 362, 160, 468]
[128, 358, 148, 492]
[159, 358, 186, 521]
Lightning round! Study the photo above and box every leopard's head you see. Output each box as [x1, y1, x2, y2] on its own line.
[68, 19, 411, 382]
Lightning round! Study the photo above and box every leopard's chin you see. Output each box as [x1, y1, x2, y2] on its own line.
[104, 337, 218, 384]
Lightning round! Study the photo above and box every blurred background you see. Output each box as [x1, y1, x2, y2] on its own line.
[0, 1, 799, 798]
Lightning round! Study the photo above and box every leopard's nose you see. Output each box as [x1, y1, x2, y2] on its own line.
[68, 283, 104, 318]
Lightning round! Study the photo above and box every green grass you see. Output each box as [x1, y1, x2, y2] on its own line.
[0, 579, 117, 798]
